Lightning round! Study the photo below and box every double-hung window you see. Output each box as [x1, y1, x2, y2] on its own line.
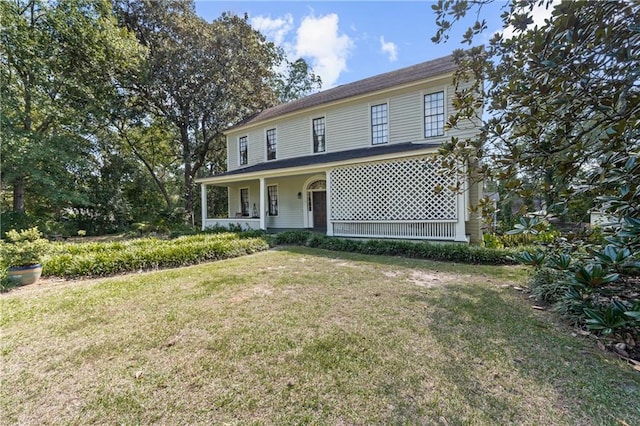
[239, 136, 248, 165]
[424, 91, 445, 137]
[240, 188, 249, 216]
[312, 117, 326, 153]
[266, 128, 277, 160]
[267, 185, 278, 216]
[371, 103, 388, 145]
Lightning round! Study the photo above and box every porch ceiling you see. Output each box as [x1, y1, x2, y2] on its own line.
[196, 142, 440, 185]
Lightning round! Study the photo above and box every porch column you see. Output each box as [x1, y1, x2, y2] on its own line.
[200, 184, 207, 231]
[259, 177, 266, 230]
[454, 185, 468, 242]
[326, 169, 334, 236]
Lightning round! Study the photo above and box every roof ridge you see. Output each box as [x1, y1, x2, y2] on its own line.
[228, 53, 456, 132]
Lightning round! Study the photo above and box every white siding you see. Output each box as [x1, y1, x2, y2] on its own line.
[264, 176, 307, 228]
[226, 136, 236, 170]
[225, 77, 481, 168]
[227, 176, 317, 229]
[227, 182, 260, 217]
[228, 129, 265, 172]
[326, 102, 370, 152]
[445, 79, 481, 135]
[279, 115, 310, 159]
[248, 128, 265, 165]
[389, 92, 422, 143]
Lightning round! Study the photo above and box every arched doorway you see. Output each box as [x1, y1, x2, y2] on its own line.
[306, 179, 326, 229]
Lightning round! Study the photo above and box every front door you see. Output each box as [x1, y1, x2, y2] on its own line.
[312, 191, 327, 229]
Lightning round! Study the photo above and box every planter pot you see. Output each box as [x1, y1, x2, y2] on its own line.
[8, 264, 42, 286]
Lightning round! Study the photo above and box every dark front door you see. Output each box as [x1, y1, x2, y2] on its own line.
[312, 191, 327, 229]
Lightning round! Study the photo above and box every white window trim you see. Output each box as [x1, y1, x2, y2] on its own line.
[422, 87, 447, 139]
[311, 115, 327, 154]
[369, 101, 390, 145]
[238, 135, 248, 166]
[267, 184, 279, 216]
[239, 187, 250, 216]
[265, 127, 277, 161]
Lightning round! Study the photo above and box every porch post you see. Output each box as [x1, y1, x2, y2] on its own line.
[326, 169, 333, 236]
[259, 177, 266, 230]
[200, 184, 207, 231]
[454, 184, 468, 242]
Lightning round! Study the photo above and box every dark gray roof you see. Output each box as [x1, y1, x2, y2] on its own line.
[207, 142, 439, 179]
[228, 53, 457, 132]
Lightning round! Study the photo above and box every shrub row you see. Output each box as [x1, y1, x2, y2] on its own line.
[483, 230, 559, 248]
[35, 230, 515, 281]
[273, 231, 517, 265]
[43, 233, 269, 278]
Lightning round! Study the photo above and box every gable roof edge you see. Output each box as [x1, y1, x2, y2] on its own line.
[225, 53, 457, 135]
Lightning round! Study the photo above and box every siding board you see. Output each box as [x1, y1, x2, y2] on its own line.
[226, 78, 480, 163]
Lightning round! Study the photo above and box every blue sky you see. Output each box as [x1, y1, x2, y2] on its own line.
[194, 1, 512, 89]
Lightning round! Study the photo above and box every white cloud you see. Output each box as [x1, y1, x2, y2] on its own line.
[250, 14, 294, 46]
[294, 13, 354, 88]
[500, 0, 559, 39]
[379, 36, 398, 62]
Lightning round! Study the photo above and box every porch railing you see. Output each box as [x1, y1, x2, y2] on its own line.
[332, 220, 462, 241]
[203, 218, 261, 231]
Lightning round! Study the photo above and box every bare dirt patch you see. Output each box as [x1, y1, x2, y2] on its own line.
[228, 284, 275, 304]
[330, 258, 366, 269]
[409, 270, 459, 288]
[1, 277, 81, 296]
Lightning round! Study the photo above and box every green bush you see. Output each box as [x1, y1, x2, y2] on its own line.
[273, 230, 313, 245]
[1, 227, 50, 267]
[483, 230, 559, 248]
[37, 230, 515, 280]
[483, 233, 504, 249]
[43, 233, 269, 278]
[510, 212, 640, 341]
[304, 234, 515, 265]
[528, 267, 570, 304]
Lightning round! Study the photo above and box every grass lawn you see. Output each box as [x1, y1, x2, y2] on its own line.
[1, 247, 638, 425]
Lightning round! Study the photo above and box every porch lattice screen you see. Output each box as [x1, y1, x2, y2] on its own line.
[330, 156, 457, 222]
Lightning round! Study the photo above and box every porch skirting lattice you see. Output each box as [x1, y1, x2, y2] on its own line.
[330, 156, 462, 240]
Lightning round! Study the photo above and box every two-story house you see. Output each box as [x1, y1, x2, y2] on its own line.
[197, 53, 482, 243]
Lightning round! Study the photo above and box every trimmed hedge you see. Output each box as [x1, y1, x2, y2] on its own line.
[43, 233, 269, 278]
[37, 230, 515, 280]
[274, 231, 516, 265]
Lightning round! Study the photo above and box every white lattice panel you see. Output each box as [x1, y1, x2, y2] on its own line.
[330, 156, 457, 221]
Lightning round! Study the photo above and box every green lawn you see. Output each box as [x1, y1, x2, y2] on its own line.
[1, 247, 638, 425]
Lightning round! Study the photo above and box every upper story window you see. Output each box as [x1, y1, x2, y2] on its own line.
[266, 128, 277, 160]
[424, 91, 445, 138]
[371, 103, 388, 145]
[312, 117, 326, 153]
[239, 136, 248, 165]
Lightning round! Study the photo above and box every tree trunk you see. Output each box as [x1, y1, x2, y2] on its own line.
[180, 126, 195, 226]
[12, 176, 25, 213]
[121, 133, 173, 209]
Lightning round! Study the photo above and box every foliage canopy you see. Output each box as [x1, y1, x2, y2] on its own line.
[1, 0, 321, 233]
[433, 0, 639, 218]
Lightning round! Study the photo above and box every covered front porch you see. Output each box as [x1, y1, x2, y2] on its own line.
[197, 152, 471, 242]
[200, 171, 331, 233]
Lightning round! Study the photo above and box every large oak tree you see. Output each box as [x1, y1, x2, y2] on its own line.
[112, 0, 321, 225]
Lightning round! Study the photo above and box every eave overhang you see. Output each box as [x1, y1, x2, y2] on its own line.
[196, 142, 441, 185]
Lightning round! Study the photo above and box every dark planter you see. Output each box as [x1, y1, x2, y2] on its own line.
[7, 264, 42, 286]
